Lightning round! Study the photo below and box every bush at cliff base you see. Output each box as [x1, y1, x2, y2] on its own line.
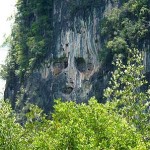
[0, 101, 24, 150]
[0, 98, 147, 150]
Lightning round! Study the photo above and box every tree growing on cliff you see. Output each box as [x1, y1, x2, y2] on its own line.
[100, 0, 150, 61]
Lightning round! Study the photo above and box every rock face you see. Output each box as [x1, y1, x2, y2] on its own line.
[5, 0, 115, 112]
[144, 50, 150, 84]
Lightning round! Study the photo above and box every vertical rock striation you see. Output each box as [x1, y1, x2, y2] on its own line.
[5, 0, 116, 112]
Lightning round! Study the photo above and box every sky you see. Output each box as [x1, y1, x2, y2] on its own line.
[0, 0, 16, 98]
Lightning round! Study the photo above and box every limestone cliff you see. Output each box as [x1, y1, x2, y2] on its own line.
[4, 0, 149, 112]
[4, 0, 116, 111]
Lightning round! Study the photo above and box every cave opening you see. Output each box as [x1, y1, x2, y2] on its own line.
[62, 86, 73, 94]
[64, 60, 68, 68]
[75, 57, 86, 72]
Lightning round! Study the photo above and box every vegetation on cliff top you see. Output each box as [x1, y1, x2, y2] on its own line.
[100, 0, 150, 61]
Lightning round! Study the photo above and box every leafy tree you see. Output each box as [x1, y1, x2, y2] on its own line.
[0, 98, 147, 149]
[48, 98, 146, 150]
[0, 101, 24, 150]
[104, 49, 150, 148]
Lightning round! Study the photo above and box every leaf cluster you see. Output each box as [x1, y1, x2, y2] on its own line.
[104, 49, 150, 149]
[100, 0, 150, 60]
[0, 98, 147, 150]
[4, 0, 53, 81]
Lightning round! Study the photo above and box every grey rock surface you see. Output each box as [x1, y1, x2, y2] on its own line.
[5, 0, 116, 112]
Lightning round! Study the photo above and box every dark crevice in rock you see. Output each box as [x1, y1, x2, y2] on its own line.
[66, 43, 69, 47]
[69, 78, 74, 85]
[75, 57, 86, 72]
[95, 39, 98, 43]
[62, 86, 73, 94]
[64, 59, 68, 68]
[145, 72, 150, 83]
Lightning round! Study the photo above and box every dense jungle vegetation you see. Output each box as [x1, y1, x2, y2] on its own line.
[0, 0, 150, 149]
[100, 0, 150, 61]
[1, 0, 53, 81]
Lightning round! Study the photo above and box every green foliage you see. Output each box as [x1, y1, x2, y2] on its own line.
[0, 64, 8, 80]
[1, 0, 150, 149]
[106, 36, 128, 53]
[100, 0, 150, 60]
[0, 98, 147, 150]
[5, 0, 53, 80]
[104, 49, 150, 148]
[50, 98, 146, 150]
[0, 101, 24, 150]
[69, 0, 106, 16]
